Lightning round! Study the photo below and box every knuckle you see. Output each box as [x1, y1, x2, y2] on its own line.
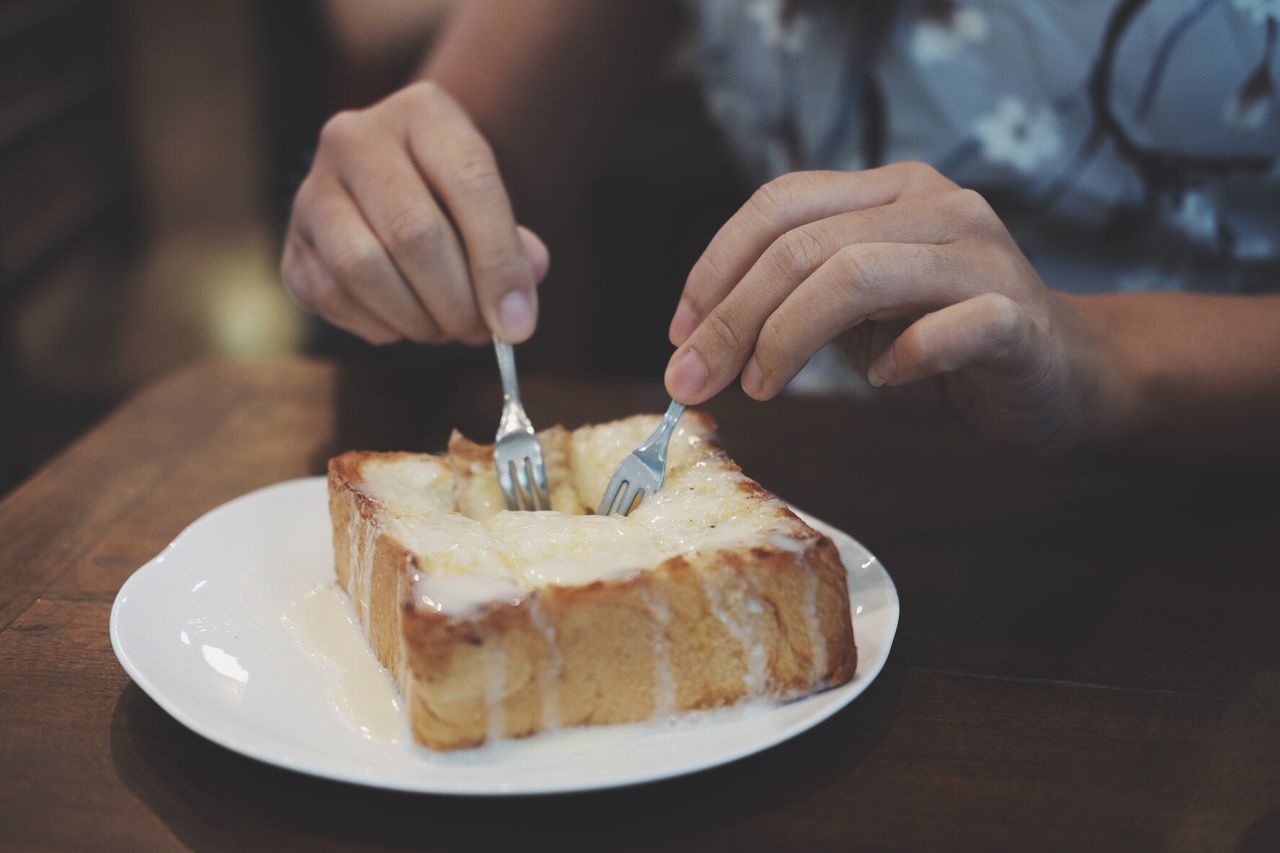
[832, 245, 875, 297]
[453, 148, 500, 192]
[281, 261, 315, 309]
[329, 240, 382, 290]
[292, 271, 336, 317]
[312, 277, 353, 320]
[385, 207, 443, 254]
[753, 318, 789, 379]
[893, 159, 939, 185]
[747, 175, 796, 222]
[947, 188, 998, 231]
[892, 159, 959, 193]
[406, 79, 447, 109]
[981, 292, 1025, 345]
[687, 248, 730, 305]
[406, 78, 439, 100]
[702, 309, 748, 354]
[770, 226, 826, 277]
[897, 159, 933, 178]
[318, 110, 364, 150]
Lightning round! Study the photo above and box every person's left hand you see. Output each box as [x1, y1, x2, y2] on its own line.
[663, 161, 1115, 451]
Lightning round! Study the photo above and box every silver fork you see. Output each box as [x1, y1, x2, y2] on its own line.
[493, 338, 551, 511]
[597, 400, 686, 516]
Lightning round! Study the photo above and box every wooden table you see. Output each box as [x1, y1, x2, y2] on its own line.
[2, 358, 1278, 852]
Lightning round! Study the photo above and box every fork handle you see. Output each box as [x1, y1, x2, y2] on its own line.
[640, 400, 686, 455]
[493, 338, 522, 406]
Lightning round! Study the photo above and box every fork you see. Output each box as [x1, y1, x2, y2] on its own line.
[493, 338, 551, 511]
[597, 400, 686, 516]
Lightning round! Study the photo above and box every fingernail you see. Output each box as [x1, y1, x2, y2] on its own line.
[497, 290, 536, 341]
[669, 299, 699, 345]
[666, 348, 708, 400]
[741, 357, 764, 397]
[868, 349, 895, 388]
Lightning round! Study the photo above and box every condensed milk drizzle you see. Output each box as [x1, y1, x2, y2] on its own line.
[701, 570, 770, 699]
[527, 596, 561, 730]
[350, 417, 810, 618]
[347, 501, 379, 636]
[340, 414, 845, 742]
[640, 586, 676, 716]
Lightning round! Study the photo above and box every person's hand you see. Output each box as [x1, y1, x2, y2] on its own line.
[281, 81, 550, 346]
[664, 161, 1118, 450]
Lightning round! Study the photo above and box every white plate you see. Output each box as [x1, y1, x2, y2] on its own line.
[110, 477, 898, 795]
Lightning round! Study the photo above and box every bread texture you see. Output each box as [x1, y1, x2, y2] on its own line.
[328, 412, 856, 750]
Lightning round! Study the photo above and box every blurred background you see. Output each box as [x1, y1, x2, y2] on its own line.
[0, 0, 742, 496]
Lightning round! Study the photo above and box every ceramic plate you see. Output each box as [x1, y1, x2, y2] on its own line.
[110, 477, 898, 795]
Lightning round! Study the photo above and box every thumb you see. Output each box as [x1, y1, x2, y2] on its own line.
[489, 226, 548, 344]
[517, 225, 551, 284]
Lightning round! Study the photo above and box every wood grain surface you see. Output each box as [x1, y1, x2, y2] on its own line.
[1, 358, 1278, 852]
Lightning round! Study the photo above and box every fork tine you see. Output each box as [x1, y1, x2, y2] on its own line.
[593, 400, 686, 516]
[497, 458, 518, 510]
[514, 455, 536, 511]
[493, 338, 553, 513]
[598, 474, 626, 516]
[530, 457, 551, 510]
[619, 484, 645, 517]
[523, 457, 549, 511]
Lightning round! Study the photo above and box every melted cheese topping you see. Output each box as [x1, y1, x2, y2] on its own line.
[354, 416, 809, 615]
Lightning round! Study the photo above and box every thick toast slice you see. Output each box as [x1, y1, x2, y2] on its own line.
[328, 412, 856, 750]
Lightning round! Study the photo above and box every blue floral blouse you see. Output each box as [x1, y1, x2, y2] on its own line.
[690, 0, 1280, 294]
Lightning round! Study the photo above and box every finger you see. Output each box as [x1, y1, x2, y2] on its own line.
[518, 225, 550, 283]
[455, 223, 548, 346]
[282, 235, 404, 345]
[407, 84, 537, 342]
[833, 321, 909, 377]
[670, 161, 952, 345]
[867, 292, 1033, 387]
[298, 179, 443, 343]
[666, 199, 958, 404]
[736, 242, 967, 400]
[337, 137, 482, 341]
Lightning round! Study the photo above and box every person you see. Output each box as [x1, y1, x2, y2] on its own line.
[280, 1, 1280, 458]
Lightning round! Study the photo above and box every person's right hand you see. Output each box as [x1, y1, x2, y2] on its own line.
[281, 81, 550, 346]
[663, 162, 1120, 452]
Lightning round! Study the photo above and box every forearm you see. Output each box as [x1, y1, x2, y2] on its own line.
[422, 0, 682, 213]
[1070, 291, 1280, 462]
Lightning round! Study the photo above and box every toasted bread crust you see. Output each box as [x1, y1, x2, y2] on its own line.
[329, 417, 856, 750]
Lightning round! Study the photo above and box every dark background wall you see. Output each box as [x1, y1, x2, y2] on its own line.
[0, 0, 744, 496]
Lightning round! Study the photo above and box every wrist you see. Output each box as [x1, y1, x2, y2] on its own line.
[1055, 292, 1149, 448]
